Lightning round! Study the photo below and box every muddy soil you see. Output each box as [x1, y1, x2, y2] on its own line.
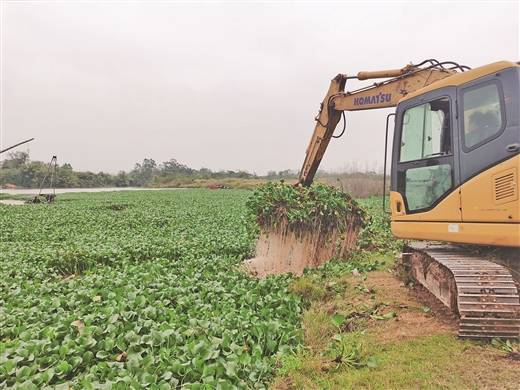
[244, 226, 359, 277]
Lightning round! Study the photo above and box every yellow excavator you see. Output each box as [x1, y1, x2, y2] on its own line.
[298, 59, 520, 339]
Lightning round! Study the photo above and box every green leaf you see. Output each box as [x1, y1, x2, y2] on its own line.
[366, 356, 379, 368]
[141, 372, 156, 386]
[202, 363, 217, 378]
[96, 350, 109, 359]
[162, 371, 173, 380]
[55, 360, 72, 377]
[331, 313, 346, 328]
[16, 366, 32, 379]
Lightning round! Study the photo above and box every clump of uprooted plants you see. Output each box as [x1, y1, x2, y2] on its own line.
[246, 181, 366, 235]
[244, 182, 367, 276]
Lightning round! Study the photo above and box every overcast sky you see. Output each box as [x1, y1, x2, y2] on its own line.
[1, 0, 518, 174]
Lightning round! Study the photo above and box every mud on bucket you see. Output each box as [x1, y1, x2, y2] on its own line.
[244, 183, 366, 277]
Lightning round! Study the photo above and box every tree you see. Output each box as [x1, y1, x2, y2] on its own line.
[76, 172, 98, 188]
[129, 158, 158, 186]
[56, 163, 80, 188]
[2, 151, 29, 169]
[198, 168, 212, 179]
[115, 171, 130, 187]
[19, 161, 47, 188]
[277, 169, 293, 178]
[237, 170, 252, 179]
[160, 158, 193, 175]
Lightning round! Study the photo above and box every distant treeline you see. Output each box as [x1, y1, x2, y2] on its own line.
[0, 151, 258, 188]
[0, 151, 387, 197]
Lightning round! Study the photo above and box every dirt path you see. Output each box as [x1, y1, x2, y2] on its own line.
[364, 271, 458, 343]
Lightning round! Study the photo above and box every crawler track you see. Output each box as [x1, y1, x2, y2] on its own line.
[405, 244, 520, 339]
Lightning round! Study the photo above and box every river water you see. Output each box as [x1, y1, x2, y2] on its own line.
[0, 187, 176, 196]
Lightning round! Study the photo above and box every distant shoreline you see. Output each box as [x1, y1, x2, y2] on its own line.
[0, 187, 181, 195]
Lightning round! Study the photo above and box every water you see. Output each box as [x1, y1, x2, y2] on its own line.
[0, 187, 178, 196]
[0, 199, 26, 206]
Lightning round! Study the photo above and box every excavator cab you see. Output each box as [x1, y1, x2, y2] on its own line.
[390, 62, 520, 247]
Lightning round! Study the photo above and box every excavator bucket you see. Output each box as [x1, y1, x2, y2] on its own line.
[243, 183, 365, 277]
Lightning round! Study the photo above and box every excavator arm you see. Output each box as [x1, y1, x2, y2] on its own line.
[298, 63, 458, 186]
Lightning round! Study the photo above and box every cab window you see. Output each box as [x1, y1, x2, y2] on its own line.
[399, 97, 451, 162]
[404, 165, 452, 211]
[398, 97, 453, 212]
[462, 83, 504, 149]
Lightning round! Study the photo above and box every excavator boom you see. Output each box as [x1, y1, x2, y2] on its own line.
[299, 64, 456, 185]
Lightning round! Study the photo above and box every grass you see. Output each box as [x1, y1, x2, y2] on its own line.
[297, 333, 517, 389]
[307, 333, 519, 389]
[152, 172, 388, 198]
[271, 253, 520, 389]
[153, 177, 269, 190]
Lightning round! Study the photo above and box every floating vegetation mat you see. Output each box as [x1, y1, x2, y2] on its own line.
[244, 182, 366, 277]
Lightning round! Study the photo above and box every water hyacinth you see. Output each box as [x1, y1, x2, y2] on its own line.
[246, 182, 366, 234]
[0, 190, 303, 388]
